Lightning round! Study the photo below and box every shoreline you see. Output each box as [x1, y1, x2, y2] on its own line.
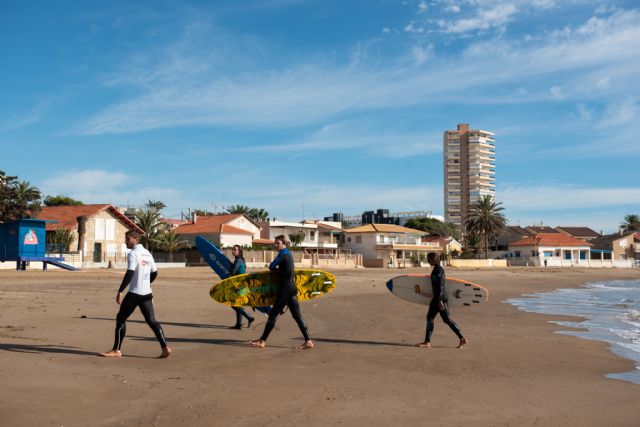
[1, 267, 639, 425]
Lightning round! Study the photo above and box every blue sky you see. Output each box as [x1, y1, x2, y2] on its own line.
[1, 0, 639, 232]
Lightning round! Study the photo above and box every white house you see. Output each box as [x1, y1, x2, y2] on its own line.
[174, 214, 261, 247]
[342, 224, 438, 268]
[508, 233, 591, 267]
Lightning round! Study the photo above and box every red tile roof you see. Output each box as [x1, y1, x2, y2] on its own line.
[252, 238, 275, 245]
[346, 224, 427, 235]
[37, 204, 143, 233]
[510, 233, 591, 247]
[174, 214, 254, 235]
[317, 223, 344, 232]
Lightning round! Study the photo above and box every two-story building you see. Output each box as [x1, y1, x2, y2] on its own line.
[589, 231, 640, 265]
[37, 204, 143, 265]
[174, 214, 262, 247]
[342, 224, 438, 268]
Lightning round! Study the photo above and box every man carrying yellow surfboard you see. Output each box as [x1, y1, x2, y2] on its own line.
[249, 235, 314, 350]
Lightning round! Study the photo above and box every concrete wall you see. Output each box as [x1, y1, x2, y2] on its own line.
[449, 259, 508, 268]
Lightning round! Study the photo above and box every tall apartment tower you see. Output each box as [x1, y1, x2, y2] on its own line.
[443, 124, 496, 230]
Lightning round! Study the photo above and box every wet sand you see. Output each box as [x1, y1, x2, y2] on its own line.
[1, 267, 639, 426]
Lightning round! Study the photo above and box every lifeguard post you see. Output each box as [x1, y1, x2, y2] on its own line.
[0, 219, 78, 270]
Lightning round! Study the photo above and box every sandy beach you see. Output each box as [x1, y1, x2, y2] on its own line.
[1, 267, 639, 426]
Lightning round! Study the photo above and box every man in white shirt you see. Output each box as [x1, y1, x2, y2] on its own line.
[100, 230, 171, 358]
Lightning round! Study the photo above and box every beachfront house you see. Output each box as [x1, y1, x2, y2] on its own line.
[589, 231, 640, 267]
[342, 224, 438, 268]
[37, 204, 144, 266]
[507, 233, 591, 267]
[174, 214, 261, 247]
[258, 220, 343, 250]
[555, 226, 602, 242]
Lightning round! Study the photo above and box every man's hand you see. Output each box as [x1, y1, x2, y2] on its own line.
[116, 292, 123, 305]
[438, 300, 445, 311]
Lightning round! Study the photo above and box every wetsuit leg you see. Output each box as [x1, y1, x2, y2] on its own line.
[287, 295, 310, 341]
[259, 287, 291, 341]
[425, 300, 439, 343]
[113, 293, 138, 351]
[438, 304, 463, 339]
[138, 297, 168, 348]
[232, 307, 253, 326]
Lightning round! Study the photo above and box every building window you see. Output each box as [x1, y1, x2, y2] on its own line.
[347, 237, 351, 243]
[531, 250, 536, 257]
[356, 236, 362, 244]
[310, 231, 315, 239]
[515, 251, 521, 258]
[543, 251, 553, 257]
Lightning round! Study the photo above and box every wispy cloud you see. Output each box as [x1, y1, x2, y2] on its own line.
[74, 9, 640, 135]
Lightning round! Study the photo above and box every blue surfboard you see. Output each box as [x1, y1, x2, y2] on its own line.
[195, 236, 232, 279]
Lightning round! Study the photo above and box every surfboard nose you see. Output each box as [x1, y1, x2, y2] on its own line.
[386, 280, 393, 292]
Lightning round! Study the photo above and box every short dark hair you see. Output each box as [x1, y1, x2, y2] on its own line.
[125, 230, 142, 241]
[274, 235, 288, 246]
[427, 252, 440, 264]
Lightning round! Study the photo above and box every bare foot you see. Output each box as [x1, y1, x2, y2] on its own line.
[458, 337, 468, 348]
[159, 347, 172, 358]
[296, 340, 314, 350]
[249, 339, 266, 348]
[416, 342, 431, 348]
[99, 349, 122, 357]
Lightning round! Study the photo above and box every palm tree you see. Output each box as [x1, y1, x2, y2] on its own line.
[153, 231, 191, 261]
[622, 214, 640, 232]
[463, 233, 482, 259]
[134, 209, 162, 249]
[47, 228, 76, 252]
[248, 208, 270, 221]
[225, 204, 252, 215]
[15, 180, 41, 218]
[466, 195, 506, 259]
[146, 200, 166, 212]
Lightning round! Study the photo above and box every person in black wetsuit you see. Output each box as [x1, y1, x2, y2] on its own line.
[100, 230, 171, 358]
[416, 252, 467, 349]
[229, 245, 255, 329]
[249, 235, 313, 349]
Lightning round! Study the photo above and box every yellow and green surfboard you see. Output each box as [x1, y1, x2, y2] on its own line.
[210, 269, 336, 307]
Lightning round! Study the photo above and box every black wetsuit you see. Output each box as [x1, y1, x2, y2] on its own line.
[230, 257, 254, 327]
[259, 248, 310, 341]
[113, 270, 168, 350]
[425, 264, 463, 343]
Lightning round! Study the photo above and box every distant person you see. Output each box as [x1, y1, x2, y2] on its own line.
[229, 245, 255, 329]
[100, 230, 171, 358]
[416, 252, 467, 349]
[249, 235, 313, 349]
[544, 259, 548, 268]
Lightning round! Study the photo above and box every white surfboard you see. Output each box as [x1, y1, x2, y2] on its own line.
[386, 275, 489, 307]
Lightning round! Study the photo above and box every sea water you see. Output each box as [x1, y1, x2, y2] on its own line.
[506, 280, 640, 384]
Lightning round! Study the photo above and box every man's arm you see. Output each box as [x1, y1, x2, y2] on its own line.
[150, 271, 158, 283]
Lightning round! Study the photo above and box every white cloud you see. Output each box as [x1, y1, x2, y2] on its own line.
[499, 184, 640, 211]
[39, 169, 187, 211]
[404, 21, 424, 33]
[438, 3, 517, 34]
[417, 1, 428, 14]
[74, 9, 640, 135]
[232, 120, 441, 158]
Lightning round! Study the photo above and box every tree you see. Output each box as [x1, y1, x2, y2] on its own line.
[622, 214, 640, 232]
[134, 210, 162, 250]
[463, 233, 482, 259]
[225, 204, 252, 214]
[44, 195, 84, 206]
[288, 231, 306, 247]
[404, 217, 462, 241]
[153, 231, 191, 261]
[248, 208, 270, 222]
[0, 172, 41, 221]
[465, 195, 506, 259]
[224, 205, 269, 222]
[47, 228, 76, 252]
[146, 200, 166, 212]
